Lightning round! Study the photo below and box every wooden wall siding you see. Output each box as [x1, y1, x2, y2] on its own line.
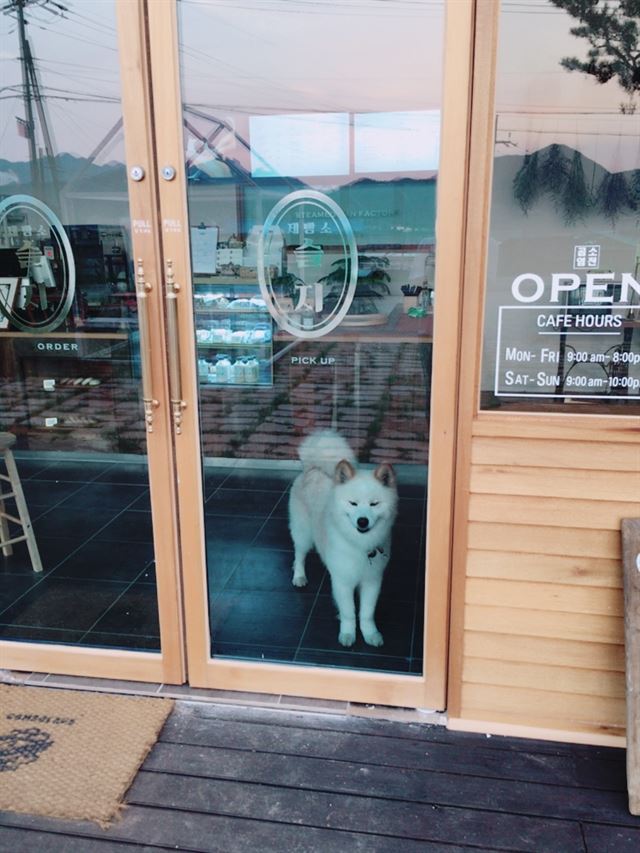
[456, 423, 640, 739]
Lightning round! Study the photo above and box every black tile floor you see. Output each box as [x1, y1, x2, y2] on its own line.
[204, 467, 426, 674]
[0, 455, 158, 651]
[1, 455, 426, 675]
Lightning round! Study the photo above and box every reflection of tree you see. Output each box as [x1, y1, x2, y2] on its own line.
[512, 144, 639, 224]
[512, 152, 540, 214]
[540, 144, 569, 208]
[598, 170, 634, 223]
[561, 149, 592, 224]
[549, 0, 640, 113]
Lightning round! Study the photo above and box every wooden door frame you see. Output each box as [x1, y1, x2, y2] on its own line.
[446, 0, 639, 740]
[148, 0, 476, 708]
[0, 0, 185, 685]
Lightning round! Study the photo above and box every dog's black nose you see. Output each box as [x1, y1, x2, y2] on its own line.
[357, 517, 369, 530]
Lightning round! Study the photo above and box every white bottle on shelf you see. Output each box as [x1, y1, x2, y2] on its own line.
[232, 358, 246, 384]
[216, 356, 231, 383]
[246, 356, 260, 384]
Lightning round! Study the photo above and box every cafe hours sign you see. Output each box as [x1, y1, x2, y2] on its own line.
[0, 195, 75, 333]
[494, 252, 640, 400]
[257, 190, 358, 339]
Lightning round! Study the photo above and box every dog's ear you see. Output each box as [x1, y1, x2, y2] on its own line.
[374, 463, 396, 488]
[335, 459, 356, 484]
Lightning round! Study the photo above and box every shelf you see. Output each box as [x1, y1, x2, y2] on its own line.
[199, 380, 270, 388]
[29, 417, 101, 431]
[52, 378, 103, 389]
[194, 307, 267, 314]
[193, 277, 258, 285]
[273, 305, 433, 343]
[0, 332, 128, 340]
[196, 341, 271, 349]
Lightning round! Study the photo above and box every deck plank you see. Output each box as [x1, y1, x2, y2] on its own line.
[1, 700, 639, 852]
[0, 809, 487, 853]
[127, 771, 585, 851]
[0, 827, 151, 852]
[141, 747, 636, 828]
[582, 823, 640, 852]
[159, 709, 627, 790]
[171, 702, 624, 758]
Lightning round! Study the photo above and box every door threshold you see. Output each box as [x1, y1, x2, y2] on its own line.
[1, 668, 445, 725]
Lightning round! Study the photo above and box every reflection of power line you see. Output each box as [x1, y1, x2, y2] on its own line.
[500, 129, 640, 138]
[496, 110, 640, 141]
[32, 65, 120, 88]
[186, 0, 442, 15]
[27, 57, 119, 75]
[1, 0, 61, 198]
[6, 82, 118, 100]
[12, 9, 119, 53]
[0, 93, 120, 103]
[498, 109, 640, 116]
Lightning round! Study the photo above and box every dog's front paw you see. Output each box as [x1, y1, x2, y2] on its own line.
[338, 629, 356, 647]
[292, 572, 308, 588]
[362, 628, 384, 647]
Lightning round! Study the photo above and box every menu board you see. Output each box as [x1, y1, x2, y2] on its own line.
[493, 283, 640, 401]
[190, 225, 219, 274]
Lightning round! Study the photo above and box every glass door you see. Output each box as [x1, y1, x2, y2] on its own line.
[149, 0, 472, 707]
[0, 1, 184, 682]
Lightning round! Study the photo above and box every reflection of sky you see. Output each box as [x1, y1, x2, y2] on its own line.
[249, 111, 441, 177]
[179, 0, 445, 116]
[250, 113, 350, 177]
[181, 0, 445, 182]
[0, 0, 123, 166]
[355, 111, 440, 173]
[0, 0, 637, 174]
[497, 0, 639, 171]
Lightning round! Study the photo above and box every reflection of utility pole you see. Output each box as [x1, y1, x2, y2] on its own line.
[3, 0, 60, 199]
[14, 0, 38, 188]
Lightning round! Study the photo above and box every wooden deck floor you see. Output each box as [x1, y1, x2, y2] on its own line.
[1, 700, 639, 852]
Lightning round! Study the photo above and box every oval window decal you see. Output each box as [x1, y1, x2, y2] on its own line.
[0, 194, 75, 334]
[257, 190, 358, 339]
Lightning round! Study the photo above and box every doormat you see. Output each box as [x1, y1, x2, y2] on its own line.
[0, 684, 173, 826]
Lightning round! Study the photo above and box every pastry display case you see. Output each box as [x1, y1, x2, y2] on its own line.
[193, 278, 273, 388]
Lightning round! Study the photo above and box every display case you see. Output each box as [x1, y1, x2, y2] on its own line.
[193, 279, 273, 387]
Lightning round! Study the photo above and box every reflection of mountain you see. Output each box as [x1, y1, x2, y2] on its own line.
[347, 175, 437, 187]
[492, 143, 639, 229]
[495, 144, 638, 187]
[0, 153, 439, 246]
[0, 153, 126, 193]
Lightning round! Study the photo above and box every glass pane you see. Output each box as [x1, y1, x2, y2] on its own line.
[480, 0, 640, 413]
[0, 1, 159, 650]
[178, 0, 445, 674]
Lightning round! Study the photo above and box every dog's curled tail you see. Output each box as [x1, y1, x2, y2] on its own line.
[297, 430, 356, 475]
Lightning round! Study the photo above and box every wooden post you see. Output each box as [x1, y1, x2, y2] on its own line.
[622, 518, 640, 815]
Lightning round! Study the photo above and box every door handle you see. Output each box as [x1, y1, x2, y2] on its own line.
[165, 259, 187, 434]
[135, 259, 159, 432]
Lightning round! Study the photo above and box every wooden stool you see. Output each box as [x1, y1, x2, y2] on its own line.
[0, 433, 42, 573]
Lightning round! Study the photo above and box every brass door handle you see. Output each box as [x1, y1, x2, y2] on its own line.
[165, 259, 187, 434]
[135, 259, 159, 432]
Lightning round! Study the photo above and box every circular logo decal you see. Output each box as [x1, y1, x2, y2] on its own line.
[0, 194, 75, 333]
[257, 190, 358, 339]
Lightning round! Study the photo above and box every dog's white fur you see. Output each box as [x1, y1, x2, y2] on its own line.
[288, 430, 398, 647]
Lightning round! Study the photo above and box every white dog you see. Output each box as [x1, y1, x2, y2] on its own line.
[288, 430, 398, 647]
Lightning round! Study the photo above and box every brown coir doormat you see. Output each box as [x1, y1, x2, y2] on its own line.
[0, 684, 173, 825]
